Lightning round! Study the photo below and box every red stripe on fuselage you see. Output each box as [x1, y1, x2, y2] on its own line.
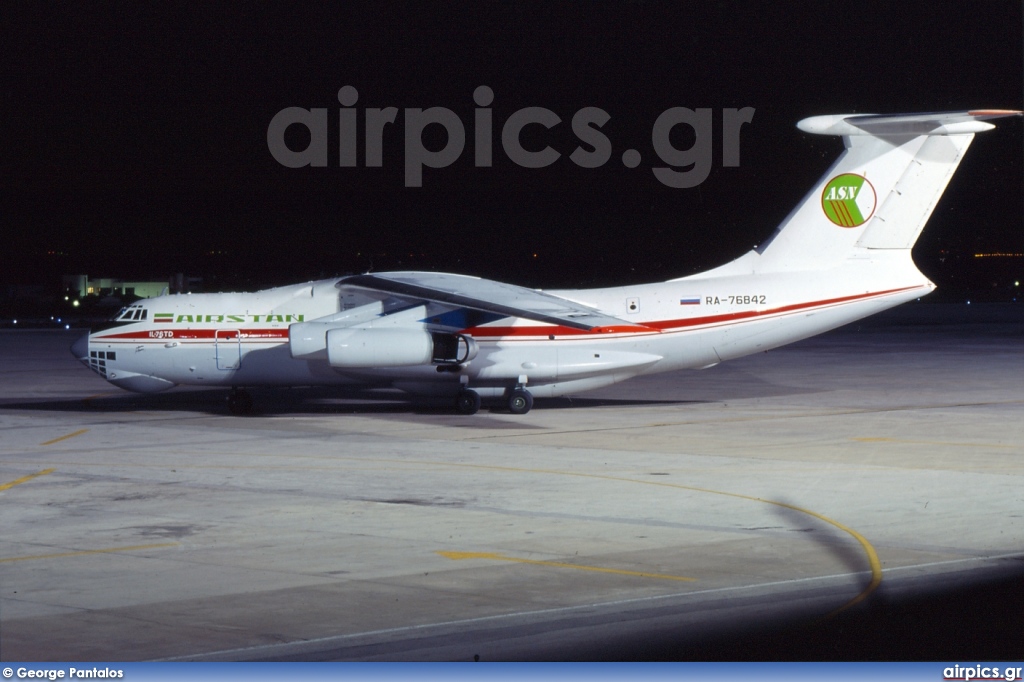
[462, 286, 921, 339]
[92, 328, 289, 341]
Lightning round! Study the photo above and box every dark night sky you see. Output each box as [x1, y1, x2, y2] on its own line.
[5, 2, 1023, 296]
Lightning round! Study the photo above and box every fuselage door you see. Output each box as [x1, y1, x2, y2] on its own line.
[215, 329, 241, 370]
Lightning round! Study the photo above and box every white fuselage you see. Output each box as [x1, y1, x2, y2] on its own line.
[78, 251, 932, 398]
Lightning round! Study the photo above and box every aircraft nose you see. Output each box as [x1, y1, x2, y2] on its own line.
[70, 332, 90, 360]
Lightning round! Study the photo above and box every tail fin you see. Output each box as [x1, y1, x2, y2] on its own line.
[746, 110, 1021, 273]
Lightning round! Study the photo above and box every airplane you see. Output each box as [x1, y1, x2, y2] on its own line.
[71, 109, 1021, 415]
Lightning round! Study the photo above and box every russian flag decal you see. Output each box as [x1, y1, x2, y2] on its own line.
[679, 297, 701, 306]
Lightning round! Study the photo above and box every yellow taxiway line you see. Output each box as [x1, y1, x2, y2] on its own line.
[0, 542, 179, 564]
[40, 428, 89, 446]
[421, 460, 881, 618]
[0, 468, 56, 492]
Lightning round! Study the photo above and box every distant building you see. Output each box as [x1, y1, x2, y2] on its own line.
[62, 275, 175, 299]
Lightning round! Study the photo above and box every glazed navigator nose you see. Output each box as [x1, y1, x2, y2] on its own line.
[70, 332, 89, 360]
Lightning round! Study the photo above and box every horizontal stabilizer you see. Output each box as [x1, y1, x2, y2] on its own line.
[798, 110, 1022, 137]
[337, 272, 650, 332]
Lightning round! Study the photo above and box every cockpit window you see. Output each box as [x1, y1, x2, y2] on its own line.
[115, 305, 147, 322]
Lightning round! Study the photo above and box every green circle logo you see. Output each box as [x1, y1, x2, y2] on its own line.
[821, 174, 876, 228]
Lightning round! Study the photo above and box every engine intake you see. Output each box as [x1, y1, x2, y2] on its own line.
[429, 332, 478, 366]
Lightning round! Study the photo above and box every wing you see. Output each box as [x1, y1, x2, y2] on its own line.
[336, 272, 651, 332]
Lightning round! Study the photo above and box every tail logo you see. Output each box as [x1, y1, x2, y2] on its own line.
[821, 173, 876, 228]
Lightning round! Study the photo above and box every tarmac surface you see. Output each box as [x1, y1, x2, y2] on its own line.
[1, 303, 1022, 661]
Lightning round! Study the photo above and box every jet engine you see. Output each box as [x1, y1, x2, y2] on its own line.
[290, 323, 477, 368]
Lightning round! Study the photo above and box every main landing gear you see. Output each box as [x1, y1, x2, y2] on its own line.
[453, 386, 535, 415]
[455, 388, 482, 415]
[506, 387, 533, 415]
[227, 388, 254, 415]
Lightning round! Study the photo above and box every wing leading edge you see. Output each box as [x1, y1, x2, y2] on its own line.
[337, 272, 652, 332]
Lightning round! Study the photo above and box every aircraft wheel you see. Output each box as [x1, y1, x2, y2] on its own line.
[227, 389, 253, 415]
[455, 389, 481, 415]
[507, 388, 533, 415]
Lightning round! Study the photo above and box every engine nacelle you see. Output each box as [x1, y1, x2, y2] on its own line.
[327, 328, 431, 368]
[289, 322, 335, 360]
[313, 327, 478, 369]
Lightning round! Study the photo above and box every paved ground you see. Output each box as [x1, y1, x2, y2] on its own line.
[1, 304, 1022, 661]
